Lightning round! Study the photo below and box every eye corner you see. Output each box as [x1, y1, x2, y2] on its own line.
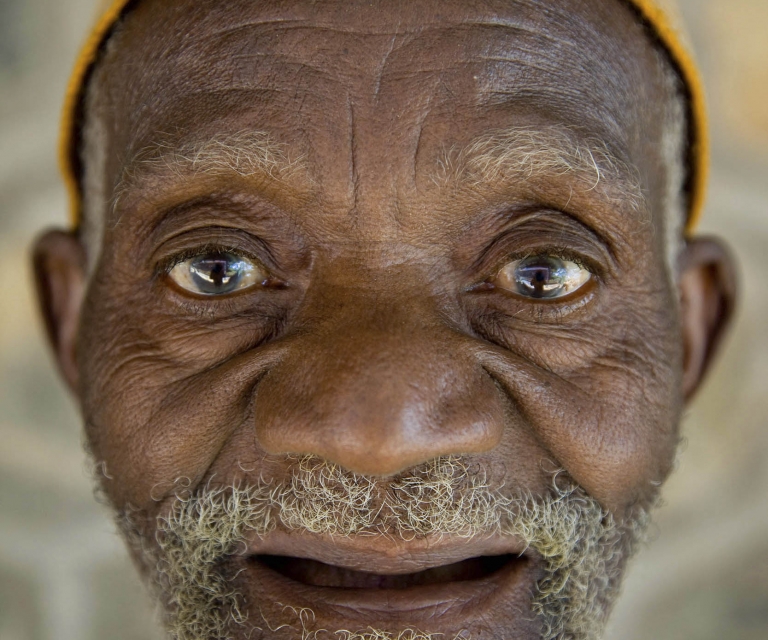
[466, 280, 496, 293]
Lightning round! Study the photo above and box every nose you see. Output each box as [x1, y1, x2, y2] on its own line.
[252, 273, 505, 476]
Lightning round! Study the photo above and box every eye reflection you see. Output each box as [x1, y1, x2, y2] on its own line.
[169, 251, 267, 295]
[495, 255, 591, 299]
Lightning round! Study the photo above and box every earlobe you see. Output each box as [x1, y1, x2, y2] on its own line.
[32, 229, 87, 395]
[678, 236, 738, 401]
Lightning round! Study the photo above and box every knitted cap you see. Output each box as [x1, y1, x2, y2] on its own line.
[59, 0, 708, 232]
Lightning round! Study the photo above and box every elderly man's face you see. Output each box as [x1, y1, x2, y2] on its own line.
[33, 0, 736, 638]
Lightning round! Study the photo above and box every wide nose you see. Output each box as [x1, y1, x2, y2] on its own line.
[252, 270, 505, 476]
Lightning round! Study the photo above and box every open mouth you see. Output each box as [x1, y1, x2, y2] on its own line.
[240, 538, 538, 631]
[253, 553, 524, 590]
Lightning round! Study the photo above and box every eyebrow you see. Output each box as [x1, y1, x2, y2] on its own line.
[435, 125, 647, 214]
[112, 130, 309, 210]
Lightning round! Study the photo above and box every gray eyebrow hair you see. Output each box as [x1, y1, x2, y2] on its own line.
[434, 125, 646, 214]
[112, 130, 308, 210]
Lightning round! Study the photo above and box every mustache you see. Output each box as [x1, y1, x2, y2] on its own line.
[121, 455, 650, 640]
[167, 454, 535, 539]
[154, 454, 606, 541]
[118, 456, 653, 640]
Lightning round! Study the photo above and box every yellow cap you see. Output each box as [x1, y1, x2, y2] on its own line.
[59, 0, 708, 233]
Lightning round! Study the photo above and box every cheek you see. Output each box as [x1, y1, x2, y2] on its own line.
[476, 286, 683, 512]
[76, 272, 283, 510]
[565, 352, 682, 509]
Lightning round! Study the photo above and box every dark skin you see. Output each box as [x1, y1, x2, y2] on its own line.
[33, 0, 736, 636]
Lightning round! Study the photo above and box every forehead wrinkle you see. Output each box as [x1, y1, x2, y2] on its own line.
[435, 125, 647, 214]
[111, 130, 311, 212]
[193, 20, 427, 58]
[194, 16, 569, 78]
[225, 53, 343, 82]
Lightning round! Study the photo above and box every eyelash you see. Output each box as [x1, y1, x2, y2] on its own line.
[157, 243, 263, 277]
[489, 245, 601, 281]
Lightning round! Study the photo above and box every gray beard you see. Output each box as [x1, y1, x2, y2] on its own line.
[116, 456, 653, 640]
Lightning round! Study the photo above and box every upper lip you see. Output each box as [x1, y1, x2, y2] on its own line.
[242, 530, 529, 574]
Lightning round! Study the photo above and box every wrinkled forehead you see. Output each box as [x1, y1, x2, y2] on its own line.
[90, 0, 668, 201]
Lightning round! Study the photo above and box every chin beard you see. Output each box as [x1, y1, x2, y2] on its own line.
[114, 455, 654, 640]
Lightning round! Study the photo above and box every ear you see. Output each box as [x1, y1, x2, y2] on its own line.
[32, 229, 87, 395]
[678, 235, 738, 402]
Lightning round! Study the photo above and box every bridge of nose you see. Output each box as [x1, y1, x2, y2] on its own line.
[252, 263, 505, 476]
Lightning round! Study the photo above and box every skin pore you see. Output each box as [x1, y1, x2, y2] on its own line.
[32, 0, 736, 638]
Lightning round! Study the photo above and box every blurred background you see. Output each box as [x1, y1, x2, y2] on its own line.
[0, 0, 766, 638]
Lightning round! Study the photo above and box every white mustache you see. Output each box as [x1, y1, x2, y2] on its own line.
[130, 455, 651, 640]
[157, 455, 581, 540]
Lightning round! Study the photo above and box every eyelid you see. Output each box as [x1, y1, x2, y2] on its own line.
[158, 243, 265, 276]
[502, 247, 595, 271]
[469, 212, 616, 281]
[159, 243, 272, 291]
[148, 220, 285, 269]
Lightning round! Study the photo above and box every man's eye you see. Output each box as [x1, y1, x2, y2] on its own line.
[168, 251, 267, 295]
[495, 255, 591, 299]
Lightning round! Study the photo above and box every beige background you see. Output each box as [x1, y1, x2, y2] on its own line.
[1, 1, 766, 638]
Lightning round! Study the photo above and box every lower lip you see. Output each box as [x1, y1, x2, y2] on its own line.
[241, 552, 535, 626]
